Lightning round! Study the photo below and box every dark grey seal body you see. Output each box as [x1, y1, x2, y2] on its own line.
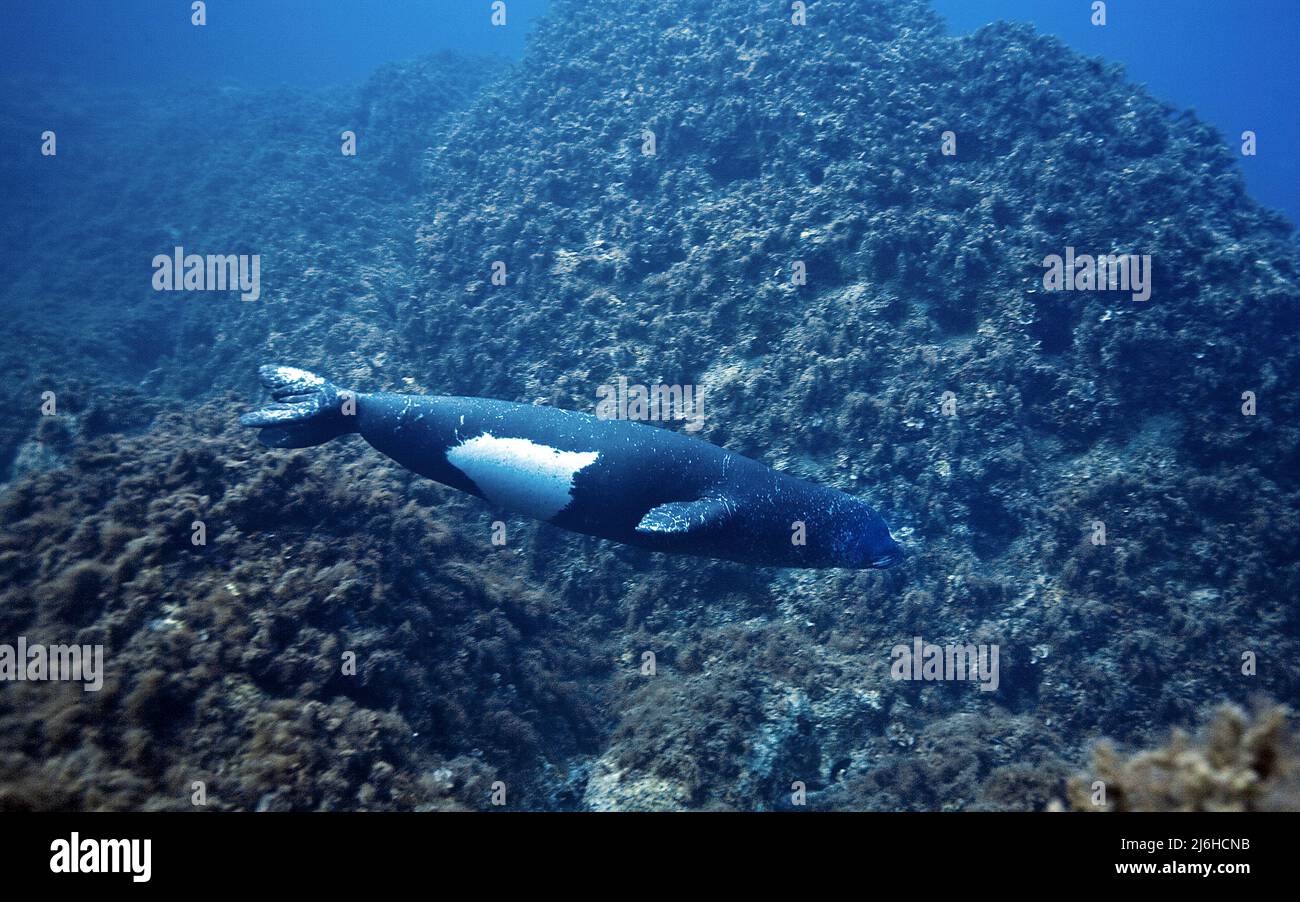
[240, 366, 904, 569]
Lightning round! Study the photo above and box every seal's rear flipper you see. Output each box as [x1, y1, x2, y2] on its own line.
[239, 365, 357, 448]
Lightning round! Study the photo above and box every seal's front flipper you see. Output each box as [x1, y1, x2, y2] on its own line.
[239, 365, 357, 448]
[635, 496, 734, 535]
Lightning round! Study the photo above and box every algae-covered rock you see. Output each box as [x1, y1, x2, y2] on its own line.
[1067, 704, 1300, 811]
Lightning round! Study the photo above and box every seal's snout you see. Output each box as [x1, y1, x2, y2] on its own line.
[865, 526, 906, 569]
[871, 545, 905, 569]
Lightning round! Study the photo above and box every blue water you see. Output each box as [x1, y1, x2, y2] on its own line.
[0, 0, 551, 87]
[932, 0, 1300, 224]
[1, 0, 1295, 222]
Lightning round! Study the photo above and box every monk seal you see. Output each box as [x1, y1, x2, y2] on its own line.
[239, 365, 904, 569]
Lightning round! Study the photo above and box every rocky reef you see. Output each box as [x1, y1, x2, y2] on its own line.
[1067, 703, 1299, 811]
[0, 398, 601, 809]
[0, 0, 1297, 809]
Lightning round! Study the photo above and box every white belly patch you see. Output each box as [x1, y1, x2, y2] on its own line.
[445, 433, 600, 521]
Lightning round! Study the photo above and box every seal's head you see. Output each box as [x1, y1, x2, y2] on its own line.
[832, 499, 905, 570]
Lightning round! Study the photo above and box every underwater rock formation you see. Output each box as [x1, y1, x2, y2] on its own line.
[1067, 703, 1300, 811]
[0, 398, 601, 810]
[405, 0, 1300, 808]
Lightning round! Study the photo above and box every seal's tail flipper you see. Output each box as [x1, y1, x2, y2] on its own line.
[239, 365, 357, 448]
